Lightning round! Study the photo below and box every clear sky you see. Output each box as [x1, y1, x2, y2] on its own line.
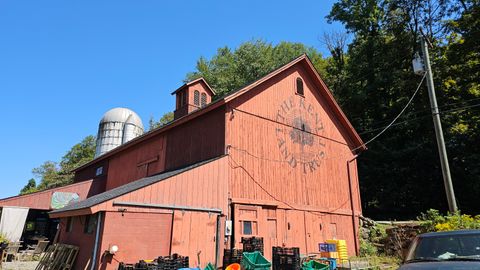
[0, 0, 345, 198]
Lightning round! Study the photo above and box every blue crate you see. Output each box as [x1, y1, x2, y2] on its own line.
[318, 243, 336, 252]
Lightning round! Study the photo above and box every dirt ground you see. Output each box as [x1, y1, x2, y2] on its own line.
[1, 261, 39, 270]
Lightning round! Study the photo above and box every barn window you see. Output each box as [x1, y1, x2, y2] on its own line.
[243, 221, 253, 235]
[201, 93, 207, 107]
[194, 90, 200, 106]
[66, 217, 73, 232]
[296, 77, 304, 96]
[84, 214, 98, 234]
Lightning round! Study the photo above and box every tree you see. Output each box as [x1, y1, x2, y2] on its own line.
[185, 40, 328, 97]
[148, 112, 174, 130]
[19, 178, 37, 195]
[327, 0, 480, 219]
[21, 135, 96, 193]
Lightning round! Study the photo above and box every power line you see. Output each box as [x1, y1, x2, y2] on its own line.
[353, 96, 480, 133]
[352, 73, 427, 150]
[358, 102, 480, 135]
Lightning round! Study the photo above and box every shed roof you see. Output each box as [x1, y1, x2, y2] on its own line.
[50, 155, 224, 216]
[74, 54, 365, 173]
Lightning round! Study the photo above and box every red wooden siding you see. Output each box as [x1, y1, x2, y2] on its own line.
[92, 156, 229, 215]
[97, 211, 173, 270]
[0, 180, 103, 210]
[165, 107, 225, 170]
[225, 65, 361, 210]
[57, 215, 99, 270]
[74, 160, 108, 184]
[83, 106, 227, 191]
[233, 205, 358, 259]
[171, 211, 218, 267]
[106, 134, 167, 190]
[225, 64, 362, 256]
[175, 80, 215, 118]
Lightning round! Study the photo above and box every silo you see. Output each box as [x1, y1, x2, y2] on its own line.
[94, 107, 144, 157]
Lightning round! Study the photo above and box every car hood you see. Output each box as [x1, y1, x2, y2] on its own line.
[398, 261, 480, 270]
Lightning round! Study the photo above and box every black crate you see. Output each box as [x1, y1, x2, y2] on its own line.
[118, 263, 135, 270]
[272, 247, 300, 270]
[223, 249, 243, 269]
[241, 237, 264, 254]
[156, 254, 189, 270]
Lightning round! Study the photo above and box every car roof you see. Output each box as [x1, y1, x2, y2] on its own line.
[419, 229, 480, 238]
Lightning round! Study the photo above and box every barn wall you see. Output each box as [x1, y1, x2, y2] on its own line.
[105, 134, 167, 190]
[0, 180, 103, 210]
[165, 107, 225, 170]
[171, 211, 221, 268]
[57, 215, 99, 270]
[225, 64, 362, 255]
[92, 156, 230, 215]
[101, 106, 225, 190]
[77, 157, 229, 269]
[74, 160, 109, 184]
[233, 205, 358, 260]
[97, 211, 173, 270]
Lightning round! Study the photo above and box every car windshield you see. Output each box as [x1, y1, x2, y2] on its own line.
[406, 233, 480, 262]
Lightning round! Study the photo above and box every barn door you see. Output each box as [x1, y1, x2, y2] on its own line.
[233, 204, 280, 260]
[262, 207, 278, 259]
[171, 211, 217, 268]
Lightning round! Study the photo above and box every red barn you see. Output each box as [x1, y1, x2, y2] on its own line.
[0, 54, 365, 270]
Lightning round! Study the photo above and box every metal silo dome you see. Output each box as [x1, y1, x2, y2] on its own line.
[94, 107, 144, 157]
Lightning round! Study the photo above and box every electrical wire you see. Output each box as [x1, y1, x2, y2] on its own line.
[351, 72, 427, 150]
[359, 102, 480, 135]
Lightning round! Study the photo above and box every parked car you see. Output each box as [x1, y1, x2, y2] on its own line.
[399, 229, 480, 269]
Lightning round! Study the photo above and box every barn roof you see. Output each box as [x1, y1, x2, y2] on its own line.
[74, 54, 365, 173]
[170, 77, 216, 95]
[50, 155, 224, 216]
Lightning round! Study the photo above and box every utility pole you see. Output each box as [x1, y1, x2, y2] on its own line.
[420, 35, 458, 212]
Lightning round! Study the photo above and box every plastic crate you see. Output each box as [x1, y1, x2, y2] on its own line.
[242, 237, 264, 254]
[272, 247, 300, 270]
[205, 263, 215, 270]
[316, 259, 336, 270]
[223, 249, 243, 269]
[318, 244, 336, 252]
[301, 261, 329, 270]
[118, 263, 135, 270]
[241, 251, 271, 270]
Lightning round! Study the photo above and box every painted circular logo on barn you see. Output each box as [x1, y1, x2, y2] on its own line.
[275, 96, 326, 173]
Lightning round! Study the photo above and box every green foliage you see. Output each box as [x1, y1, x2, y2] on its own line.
[20, 135, 96, 194]
[19, 178, 37, 195]
[418, 209, 480, 232]
[360, 238, 378, 256]
[186, 40, 328, 97]
[0, 233, 8, 244]
[148, 111, 174, 130]
[327, 0, 480, 219]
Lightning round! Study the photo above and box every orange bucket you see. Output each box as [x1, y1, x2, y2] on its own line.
[225, 263, 241, 270]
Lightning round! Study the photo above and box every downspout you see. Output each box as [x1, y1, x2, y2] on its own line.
[215, 214, 222, 269]
[91, 212, 103, 270]
[347, 155, 359, 256]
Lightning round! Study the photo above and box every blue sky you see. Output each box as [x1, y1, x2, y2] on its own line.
[0, 1, 345, 198]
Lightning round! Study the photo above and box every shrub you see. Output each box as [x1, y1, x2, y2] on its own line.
[360, 238, 378, 256]
[0, 233, 8, 244]
[417, 209, 480, 232]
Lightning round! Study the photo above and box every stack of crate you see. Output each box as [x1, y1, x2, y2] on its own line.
[157, 254, 189, 270]
[272, 247, 300, 270]
[326, 239, 348, 263]
[241, 237, 264, 254]
[319, 243, 338, 259]
[223, 249, 244, 269]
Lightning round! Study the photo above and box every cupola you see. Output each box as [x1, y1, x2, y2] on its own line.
[171, 77, 215, 119]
